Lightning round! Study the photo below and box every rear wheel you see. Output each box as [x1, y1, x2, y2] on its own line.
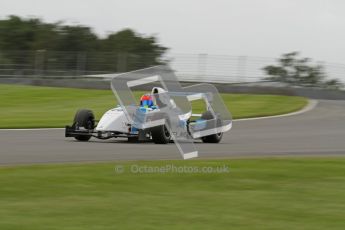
[73, 109, 95, 141]
[201, 111, 223, 143]
[151, 125, 171, 144]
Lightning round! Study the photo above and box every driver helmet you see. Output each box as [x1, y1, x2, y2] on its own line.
[140, 94, 154, 108]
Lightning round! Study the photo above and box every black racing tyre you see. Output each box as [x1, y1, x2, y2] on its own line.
[73, 109, 95, 141]
[151, 125, 171, 144]
[201, 111, 223, 143]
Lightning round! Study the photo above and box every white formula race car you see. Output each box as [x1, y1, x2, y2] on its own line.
[65, 87, 230, 144]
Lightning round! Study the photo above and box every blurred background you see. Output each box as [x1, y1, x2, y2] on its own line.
[0, 11, 344, 90]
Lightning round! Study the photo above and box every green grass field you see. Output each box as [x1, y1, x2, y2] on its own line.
[0, 84, 307, 128]
[0, 158, 344, 230]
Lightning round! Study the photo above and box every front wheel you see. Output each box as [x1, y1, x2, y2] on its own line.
[151, 125, 171, 144]
[128, 136, 139, 143]
[73, 109, 95, 141]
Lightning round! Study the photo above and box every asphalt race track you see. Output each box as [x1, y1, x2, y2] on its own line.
[1, 100, 345, 165]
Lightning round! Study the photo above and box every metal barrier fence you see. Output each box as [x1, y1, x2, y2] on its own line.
[0, 50, 344, 85]
[169, 53, 274, 83]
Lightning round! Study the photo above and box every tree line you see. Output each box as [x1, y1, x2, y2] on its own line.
[263, 52, 343, 89]
[0, 15, 167, 73]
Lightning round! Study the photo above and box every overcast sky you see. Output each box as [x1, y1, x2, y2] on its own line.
[1, 0, 345, 63]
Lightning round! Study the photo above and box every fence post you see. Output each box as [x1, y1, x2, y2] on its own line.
[197, 53, 208, 82]
[117, 52, 128, 73]
[35, 50, 46, 77]
[76, 52, 86, 76]
[237, 55, 247, 83]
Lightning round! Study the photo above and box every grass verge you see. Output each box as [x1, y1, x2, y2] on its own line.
[0, 84, 307, 128]
[0, 157, 344, 229]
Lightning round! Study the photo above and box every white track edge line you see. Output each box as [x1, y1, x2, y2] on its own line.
[234, 99, 318, 122]
[0, 100, 318, 131]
